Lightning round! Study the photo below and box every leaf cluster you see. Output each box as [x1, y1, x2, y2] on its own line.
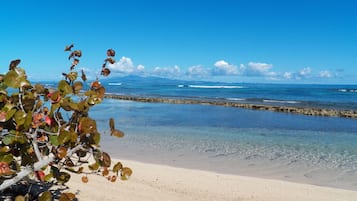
[0, 45, 132, 200]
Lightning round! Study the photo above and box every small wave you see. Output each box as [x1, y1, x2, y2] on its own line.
[226, 98, 246, 101]
[188, 85, 244, 89]
[338, 89, 357, 93]
[263, 99, 300, 104]
[108, 82, 122, 86]
[177, 84, 185, 88]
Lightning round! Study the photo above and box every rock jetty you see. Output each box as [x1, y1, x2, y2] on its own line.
[104, 94, 357, 119]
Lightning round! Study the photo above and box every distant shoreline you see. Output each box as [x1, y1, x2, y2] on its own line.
[104, 94, 357, 119]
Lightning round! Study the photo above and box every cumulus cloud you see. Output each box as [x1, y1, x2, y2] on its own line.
[318, 70, 332, 78]
[213, 60, 239, 75]
[152, 65, 181, 78]
[240, 62, 276, 78]
[283, 72, 293, 79]
[109, 56, 144, 74]
[105, 55, 337, 82]
[247, 62, 273, 74]
[186, 65, 211, 78]
[299, 67, 312, 77]
[137, 64, 145, 71]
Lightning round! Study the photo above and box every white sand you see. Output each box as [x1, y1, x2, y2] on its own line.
[66, 159, 357, 201]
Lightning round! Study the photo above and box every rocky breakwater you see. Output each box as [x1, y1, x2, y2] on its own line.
[104, 94, 357, 119]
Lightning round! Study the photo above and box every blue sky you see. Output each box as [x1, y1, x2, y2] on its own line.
[1, 0, 356, 83]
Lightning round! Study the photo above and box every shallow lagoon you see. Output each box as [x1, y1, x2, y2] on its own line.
[90, 98, 357, 190]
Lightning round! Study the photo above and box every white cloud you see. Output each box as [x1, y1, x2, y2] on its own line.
[244, 62, 273, 76]
[137, 64, 145, 71]
[109, 56, 144, 74]
[319, 70, 332, 78]
[213, 60, 239, 75]
[105, 55, 337, 82]
[299, 67, 312, 77]
[186, 65, 211, 78]
[152, 65, 181, 78]
[283, 72, 293, 79]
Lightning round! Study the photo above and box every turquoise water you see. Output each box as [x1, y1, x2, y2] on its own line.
[90, 99, 357, 190]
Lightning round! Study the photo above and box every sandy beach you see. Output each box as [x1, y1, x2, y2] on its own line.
[66, 159, 357, 201]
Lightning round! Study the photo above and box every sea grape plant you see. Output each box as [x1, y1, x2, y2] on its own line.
[0, 45, 132, 200]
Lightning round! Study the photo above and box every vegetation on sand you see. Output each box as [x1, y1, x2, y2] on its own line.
[0, 45, 132, 200]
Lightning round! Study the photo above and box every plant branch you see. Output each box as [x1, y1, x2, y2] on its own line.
[31, 128, 43, 163]
[0, 154, 55, 191]
[0, 144, 83, 192]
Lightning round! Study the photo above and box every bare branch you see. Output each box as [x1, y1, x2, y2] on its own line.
[0, 154, 55, 191]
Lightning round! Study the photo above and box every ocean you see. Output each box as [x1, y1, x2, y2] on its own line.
[87, 78, 357, 190]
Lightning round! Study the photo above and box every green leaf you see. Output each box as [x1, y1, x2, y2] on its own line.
[49, 135, 59, 146]
[57, 172, 71, 184]
[88, 162, 99, 171]
[67, 72, 78, 82]
[87, 96, 102, 105]
[4, 70, 19, 88]
[44, 173, 53, 182]
[120, 167, 133, 180]
[70, 131, 78, 143]
[112, 162, 123, 174]
[58, 80, 72, 95]
[14, 131, 27, 144]
[22, 96, 35, 112]
[39, 191, 52, 201]
[50, 102, 60, 115]
[23, 111, 33, 130]
[91, 131, 100, 145]
[0, 146, 10, 153]
[5, 108, 16, 121]
[84, 90, 96, 96]
[60, 97, 73, 111]
[0, 153, 14, 163]
[4, 69, 29, 89]
[79, 117, 97, 133]
[58, 130, 71, 144]
[34, 84, 46, 94]
[14, 110, 26, 126]
[2, 135, 15, 145]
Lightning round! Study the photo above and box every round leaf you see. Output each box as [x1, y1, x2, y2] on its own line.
[57, 171, 71, 184]
[121, 167, 133, 180]
[67, 72, 78, 81]
[58, 130, 71, 144]
[111, 129, 124, 138]
[58, 80, 72, 95]
[113, 162, 123, 174]
[39, 191, 52, 201]
[88, 162, 99, 171]
[100, 152, 111, 167]
[79, 117, 97, 134]
[59, 193, 76, 201]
